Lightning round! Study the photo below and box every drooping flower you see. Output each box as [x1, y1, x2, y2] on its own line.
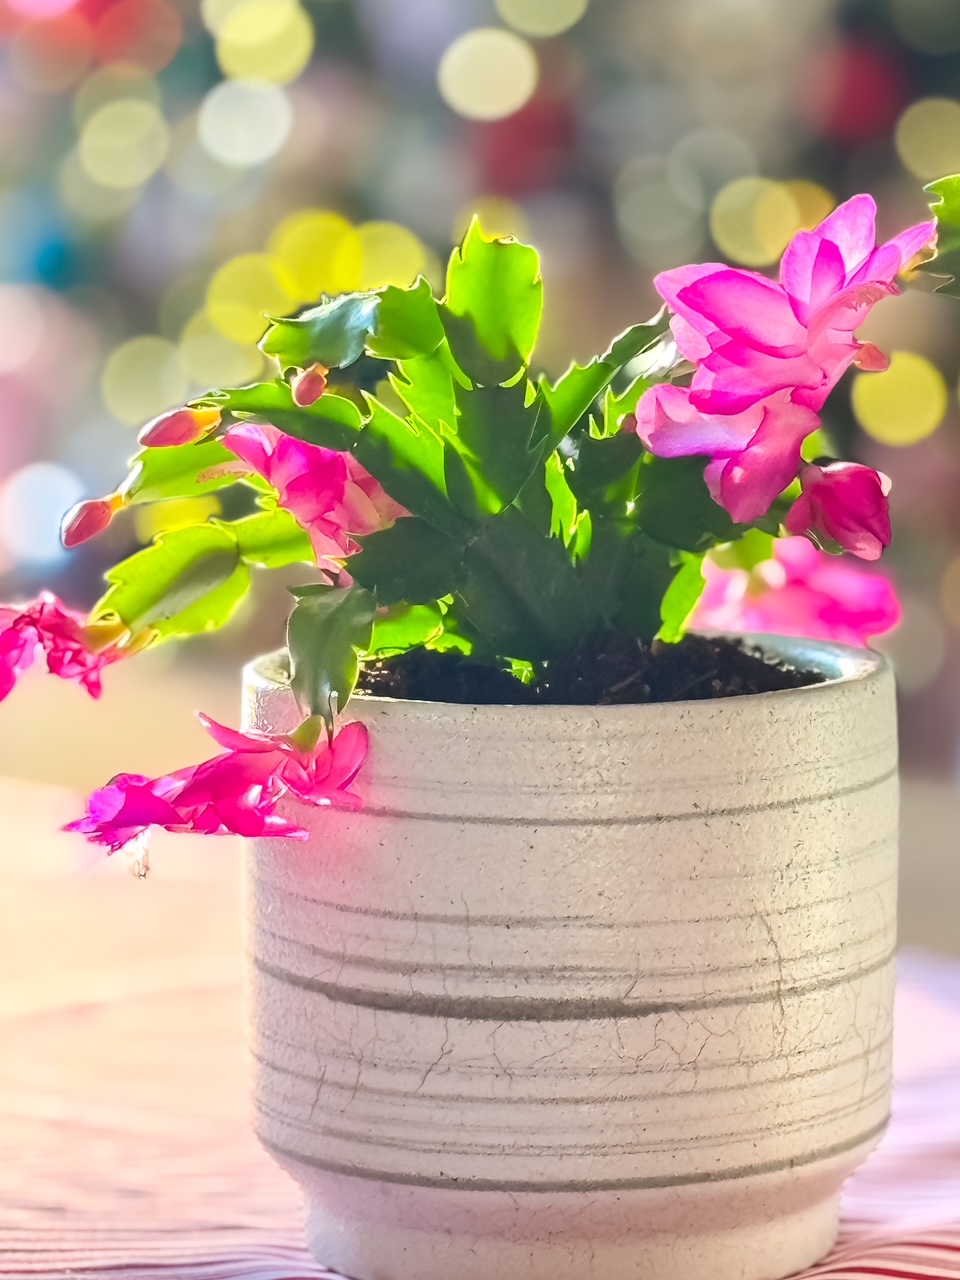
[65, 714, 369, 854]
[0, 593, 124, 702]
[692, 536, 900, 648]
[291, 363, 329, 407]
[222, 422, 407, 578]
[138, 405, 222, 448]
[785, 462, 891, 561]
[60, 493, 124, 549]
[637, 196, 936, 521]
[638, 384, 820, 523]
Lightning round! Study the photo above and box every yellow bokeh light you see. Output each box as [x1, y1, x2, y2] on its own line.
[73, 64, 160, 128]
[102, 336, 188, 426]
[336, 222, 428, 291]
[206, 253, 298, 344]
[710, 177, 800, 266]
[783, 180, 835, 231]
[58, 147, 141, 223]
[180, 310, 264, 389]
[216, 0, 314, 86]
[453, 197, 530, 243]
[852, 351, 947, 446]
[940, 554, 960, 632]
[437, 28, 538, 121]
[135, 495, 222, 543]
[494, 0, 588, 37]
[268, 209, 354, 301]
[79, 99, 169, 190]
[895, 97, 960, 180]
[200, 0, 244, 34]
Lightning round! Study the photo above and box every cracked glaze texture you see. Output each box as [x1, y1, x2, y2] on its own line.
[243, 635, 898, 1280]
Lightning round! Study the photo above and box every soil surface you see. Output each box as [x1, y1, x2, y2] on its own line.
[358, 633, 823, 706]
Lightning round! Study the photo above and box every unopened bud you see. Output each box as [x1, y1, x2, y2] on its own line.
[291, 364, 328, 408]
[60, 493, 123, 549]
[138, 406, 221, 449]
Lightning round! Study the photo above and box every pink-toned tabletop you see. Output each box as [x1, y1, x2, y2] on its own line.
[2, 777, 960, 1280]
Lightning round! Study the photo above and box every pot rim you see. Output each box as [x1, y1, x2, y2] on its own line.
[245, 632, 890, 719]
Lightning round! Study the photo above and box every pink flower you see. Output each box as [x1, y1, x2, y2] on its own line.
[138, 406, 222, 448]
[785, 462, 891, 561]
[65, 714, 370, 854]
[692, 536, 900, 648]
[222, 423, 407, 579]
[0, 593, 121, 702]
[638, 385, 819, 523]
[637, 196, 935, 521]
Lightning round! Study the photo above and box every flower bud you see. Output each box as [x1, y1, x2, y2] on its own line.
[785, 462, 891, 562]
[138, 406, 221, 449]
[60, 494, 123, 549]
[291, 364, 328, 408]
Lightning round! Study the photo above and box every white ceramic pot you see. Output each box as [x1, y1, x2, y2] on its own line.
[243, 635, 897, 1280]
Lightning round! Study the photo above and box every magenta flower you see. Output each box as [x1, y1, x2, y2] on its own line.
[223, 423, 407, 579]
[0, 593, 121, 702]
[692, 536, 900, 648]
[785, 462, 891, 561]
[637, 196, 935, 521]
[638, 384, 820, 523]
[66, 714, 370, 854]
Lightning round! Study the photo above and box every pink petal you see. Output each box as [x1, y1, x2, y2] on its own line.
[809, 193, 878, 276]
[853, 342, 889, 372]
[876, 218, 937, 274]
[197, 712, 281, 754]
[779, 233, 847, 323]
[676, 271, 807, 356]
[705, 397, 819, 523]
[635, 384, 762, 457]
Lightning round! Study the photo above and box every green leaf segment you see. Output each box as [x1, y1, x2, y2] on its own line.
[90, 216, 782, 726]
[921, 175, 960, 296]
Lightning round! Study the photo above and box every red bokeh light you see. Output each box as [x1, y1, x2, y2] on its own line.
[795, 39, 911, 145]
[93, 0, 181, 72]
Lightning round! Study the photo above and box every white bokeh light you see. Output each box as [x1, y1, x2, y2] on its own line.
[198, 79, 293, 167]
[0, 462, 84, 564]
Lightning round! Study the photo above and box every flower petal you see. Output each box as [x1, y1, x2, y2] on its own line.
[676, 270, 807, 356]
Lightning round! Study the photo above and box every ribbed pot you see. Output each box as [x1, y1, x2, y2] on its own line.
[243, 635, 898, 1280]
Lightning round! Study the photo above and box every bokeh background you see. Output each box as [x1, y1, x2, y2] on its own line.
[2, 0, 960, 795]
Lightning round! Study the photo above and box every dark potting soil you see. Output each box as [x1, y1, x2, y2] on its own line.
[357, 633, 824, 707]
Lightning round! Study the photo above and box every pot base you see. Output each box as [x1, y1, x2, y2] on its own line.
[299, 1166, 846, 1280]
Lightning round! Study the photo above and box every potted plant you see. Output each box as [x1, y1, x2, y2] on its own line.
[3, 177, 959, 1280]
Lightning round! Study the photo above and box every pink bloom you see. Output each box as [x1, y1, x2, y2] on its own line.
[692, 537, 900, 648]
[65, 714, 369, 854]
[138, 406, 222, 448]
[60, 494, 122, 548]
[637, 196, 935, 521]
[785, 462, 891, 561]
[222, 423, 406, 579]
[291, 363, 328, 407]
[637, 385, 819, 523]
[0, 592, 121, 702]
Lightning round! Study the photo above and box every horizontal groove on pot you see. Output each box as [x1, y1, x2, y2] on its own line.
[243, 635, 898, 1278]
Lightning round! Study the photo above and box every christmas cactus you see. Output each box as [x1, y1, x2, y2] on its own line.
[4, 179, 959, 860]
